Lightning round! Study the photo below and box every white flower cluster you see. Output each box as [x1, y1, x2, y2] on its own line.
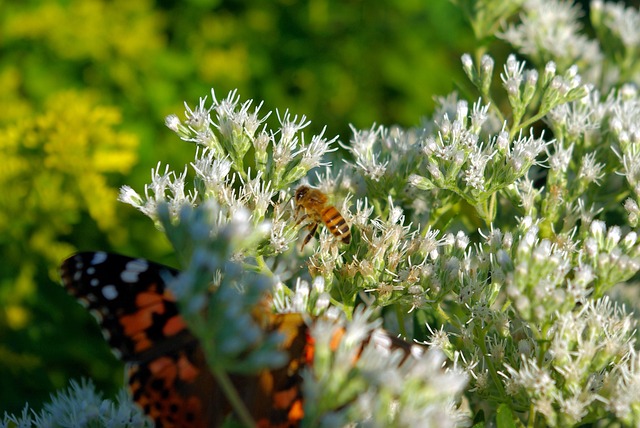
[114, 48, 640, 427]
[302, 308, 469, 427]
[119, 89, 337, 248]
[1, 379, 151, 428]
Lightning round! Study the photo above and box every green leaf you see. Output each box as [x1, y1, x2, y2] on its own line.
[496, 404, 517, 428]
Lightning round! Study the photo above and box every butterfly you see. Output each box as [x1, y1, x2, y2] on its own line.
[61, 252, 419, 427]
[60, 252, 312, 428]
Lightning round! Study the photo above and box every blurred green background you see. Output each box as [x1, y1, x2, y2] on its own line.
[0, 0, 471, 414]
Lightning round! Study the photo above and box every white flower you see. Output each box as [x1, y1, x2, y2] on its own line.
[191, 149, 232, 193]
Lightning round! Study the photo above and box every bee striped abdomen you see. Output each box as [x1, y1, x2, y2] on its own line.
[321, 206, 351, 244]
[294, 185, 351, 249]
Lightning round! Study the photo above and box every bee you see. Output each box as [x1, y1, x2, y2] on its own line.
[294, 185, 351, 249]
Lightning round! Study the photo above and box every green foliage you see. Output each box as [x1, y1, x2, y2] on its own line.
[0, 91, 138, 413]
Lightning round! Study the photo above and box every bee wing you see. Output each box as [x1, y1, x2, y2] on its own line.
[307, 189, 328, 205]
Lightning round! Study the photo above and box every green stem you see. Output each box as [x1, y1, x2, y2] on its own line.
[255, 255, 272, 277]
[514, 111, 549, 140]
[435, 303, 451, 324]
[476, 325, 508, 401]
[212, 368, 257, 428]
[371, 197, 384, 218]
[527, 403, 536, 428]
[242, 256, 273, 278]
[473, 198, 494, 226]
[395, 305, 408, 338]
[428, 200, 456, 233]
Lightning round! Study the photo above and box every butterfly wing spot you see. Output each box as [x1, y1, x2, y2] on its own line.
[91, 252, 108, 265]
[101, 284, 119, 300]
[273, 388, 299, 410]
[127, 259, 150, 272]
[121, 259, 150, 283]
[149, 377, 165, 395]
[163, 315, 188, 337]
[81, 294, 97, 305]
[289, 399, 304, 422]
[89, 309, 104, 322]
[121, 270, 140, 283]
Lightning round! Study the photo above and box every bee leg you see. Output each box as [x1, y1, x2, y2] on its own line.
[295, 213, 309, 226]
[301, 223, 318, 250]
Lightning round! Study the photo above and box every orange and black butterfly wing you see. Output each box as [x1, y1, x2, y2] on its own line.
[60, 252, 217, 427]
[247, 313, 309, 428]
[60, 252, 413, 427]
[127, 342, 225, 427]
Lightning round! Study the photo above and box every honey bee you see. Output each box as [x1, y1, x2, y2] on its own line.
[294, 185, 351, 249]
